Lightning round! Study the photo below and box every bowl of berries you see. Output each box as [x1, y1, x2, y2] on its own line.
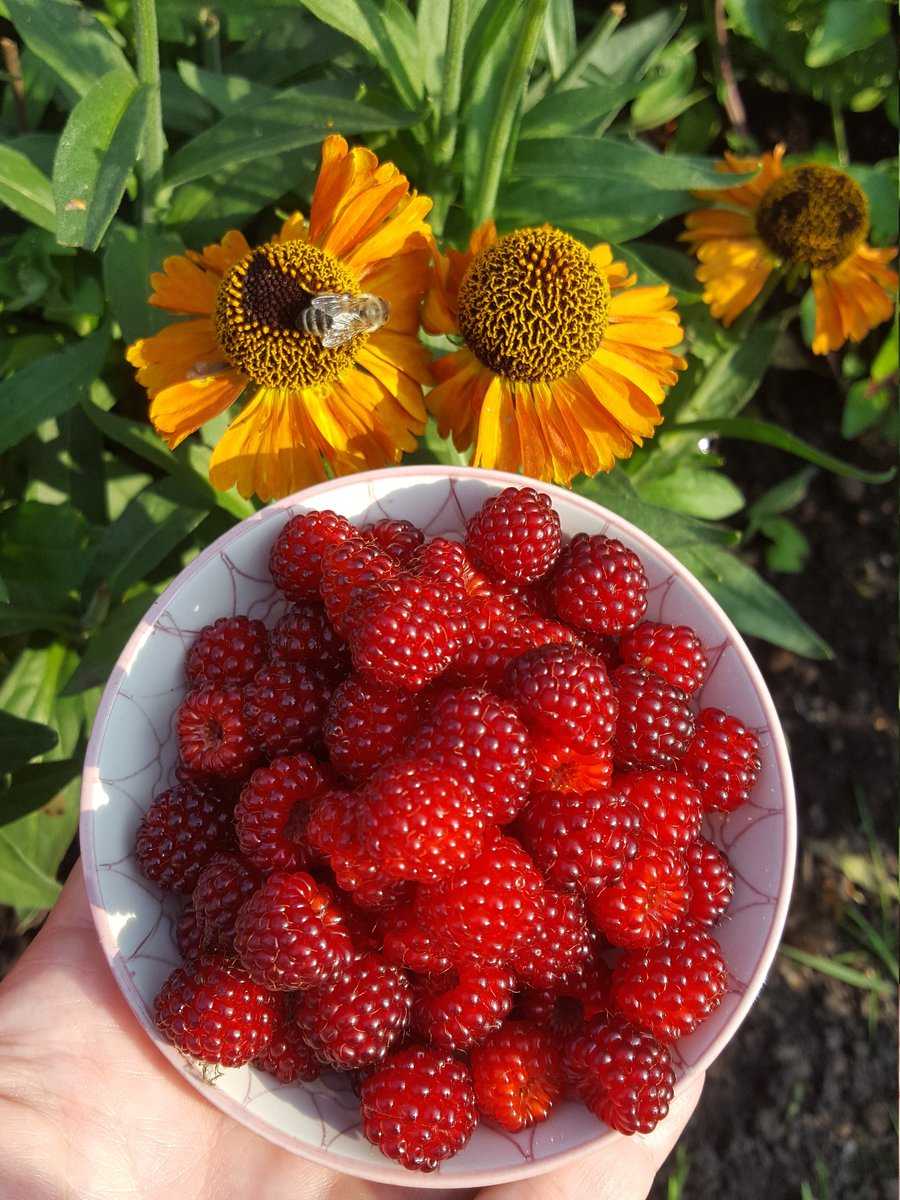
[80, 466, 795, 1187]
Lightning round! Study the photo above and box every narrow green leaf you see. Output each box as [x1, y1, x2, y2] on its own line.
[521, 80, 641, 138]
[61, 591, 157, 695]
[52, 70, 151, 251]
[589, 7, 685, 84]
[637, 467, 745, 520]
[541, 0, 576, 79]
[747, 467, 817, 529]
[499, 175, 693, 243]
[0, 606, 80, 637]
[0, 142, 55, 230]
[576, 470, 739, 550]
[0, 500, 91, 609]
[780, 945, 893, 995]
[0, 711, 58, 771]
[416, 0, 449, 96]
[806, 0, 889, 68]
[102, 223, 184, 343]
[1, 759, 81, 827]
[613, 240, 702, 295]
[0, 327, 108, 455]
[176, 61, 275, 114]
[758, 515, 809, 574]
[5, 0, 133, 100]
[0, 830, 61, 909]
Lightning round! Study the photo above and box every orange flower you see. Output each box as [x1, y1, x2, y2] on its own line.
[127, 136, 433, 500]
[681, 146, 897, 353]
[423, 222, 686, 485]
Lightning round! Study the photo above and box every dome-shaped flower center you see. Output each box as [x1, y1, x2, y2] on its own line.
[755, 165, 868, 270]
[457, 226, 611, 382]
[215, 241, 362, 388]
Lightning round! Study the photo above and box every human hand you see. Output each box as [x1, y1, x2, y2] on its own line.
[0, 862, 703, 1200]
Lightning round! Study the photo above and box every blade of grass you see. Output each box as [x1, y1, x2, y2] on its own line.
[780, 945, 893, 995]
[843, 906, 899, 982]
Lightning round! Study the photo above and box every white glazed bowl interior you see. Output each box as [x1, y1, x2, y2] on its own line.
[81, 466, 795, 1189]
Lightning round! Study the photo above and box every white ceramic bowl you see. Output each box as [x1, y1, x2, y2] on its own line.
[80, 465, 796, 1189]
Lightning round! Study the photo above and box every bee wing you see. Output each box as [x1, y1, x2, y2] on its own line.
[320, 310, 368, 349]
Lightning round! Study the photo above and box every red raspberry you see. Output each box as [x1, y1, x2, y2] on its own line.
[413, 964, 516, 1052]
[465, 487, 562, 585]
[620, 621, 707, 696]
[359, 759, 485, 883]
[552, 533, 648, 635]
[512, 990, 588, 1041]
[683, 707, 762, 811]
[360, 1045, 477, 1171]
[320, 535, 397, 637]
[154, 955, 276, 1066]
[333, 896, 382, 953]
[234, 871, 354, 991]
[363, 517, 425, 564]
[512, 889, 592, 989]
[380, 905, 454, 976]
[563, 957, 614, 1021]
[471, 1020, 564, 1131]
[414, 835, 544, 963]
[294, 951, 412, 1068]
[235, 752, 328, 873]
[253, 997, 320, 1083]
[242, 664, 330, 758]
[588, 840, 690, 949]
[192, 852, 260, 952]
[565, 1014, 675, 1135]
[350, 576, 466, 692]
[407, 687, 533, 825]
[307, 789, 410, 910]
[175, 903, 203, 961]
[270, 509, 354, 600]
[504, 644, 617, 751]
[581, 632, 622, 671]
[611, 666, 695, 768]
[135, 784, 233, 894]
[447, 592, 531, 688]
[269, 601, 349, 680]
[611, 922, 728, 1041]
[515, 789, 641, 895]
[530, 736, 614, 795]
[324, 676, 420, 785]
[411, 537, 485, 594]
[177, 687, 258, 779]
[186, 616, 268, 688]
[617, 770, 703, 851]
[686, 836, 735, 925]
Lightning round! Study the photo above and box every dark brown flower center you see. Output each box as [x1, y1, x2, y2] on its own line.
[755, 164, 868, 270]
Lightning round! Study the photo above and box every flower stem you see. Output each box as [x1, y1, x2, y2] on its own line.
[434, 0, 468, 167]
[199, 7, 223, 73]
[554, 2, 624, 93]
[831, 97, 849, 166]
[132, 0, 165, 225]
[711, 0, 750, 143]
[471, 0, 549, 227]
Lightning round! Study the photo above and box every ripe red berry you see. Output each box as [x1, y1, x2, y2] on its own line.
[324, 676, 421, 786]
[413, 963, 516, 1052]
[294, 951, 413, 1069]
[359, 759, 485, 884]
[186, 616, 268, 688]
[445, 592, 538, 689]
[177, 687, 258, 779]
[175, 903, 203, 961]
[685, 836, 735, 926]
[307, 789, 410, 911]
[515, 789, 641, 895]
[407, 687, 533, 825]
[363, 517, 425, 564]
[617, 770, 703, 851]
[410, 537, 484, 594]
[552, 533, 648, 635]
[504, 644, 618, 751]
[683, 707, 761, 812]
[234, 871, 354, 991]
[380, 905, 454, 976]
[620, 621, 707, 696]
[611, 922, 728, 1041]
[471, 1020, 564, 1131]
[154, 955, 276, 1066]
[529, 736, 614, 795]
[465, 487, 562, 585]
[320, 535, 398, 637]
[135, 783, 233, 894]
[193, 852, 260, 952]
[565, 1014, 675, 1135]
[415, 834, 544, 963]
[512, 888, 592, 989]
[242, 664, 330, 758]
[588, 840, 690, 949]
[253, 997, 320, 1083]
[270, 510, 354, 601]
[234, 752, 328, 874]
[612, 666, 695, 768]
[269, 601, 349, 680]
[512, 990, 587, 1042]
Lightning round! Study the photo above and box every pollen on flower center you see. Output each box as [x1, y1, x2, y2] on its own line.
[457, 226, 610, 382]
[215, 241, 362, 389]
[755, 164, 868, 270]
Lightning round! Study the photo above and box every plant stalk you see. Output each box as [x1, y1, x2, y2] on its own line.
[434, 0, 468, 167]
[554, 2, 625, 93]
[472, 0, 549, 227]
[711, 0, 750, 142]
[831, 97, 849, 166]
[132, 0, 165, 225]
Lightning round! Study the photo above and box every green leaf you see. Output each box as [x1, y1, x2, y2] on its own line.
[662, 418, 895, 484]
[747, 466, 817, 529]
[613, 240, 701, 296]
[630, 32, 704, 131]
[52, 70, 151, 252]
[0, 606, 80, 638]
[521, 80, 641, 138]
[806, 0, 889, 68]
[0, 711, 58, 771]
[5, 0, 133, 100]
[586, 7, 685, 85]
[0, 831, 61, 908]
[160, 68, 214, 134]
[842, 318, 898, 438]
[0, 500, 91, 609]
[758, 515, 810, 574]
[846, 161, 898, 245]
[541, 0, 576, 79]
[0, 49, 59, 132]
[298, 0, 423, 108]
[165, 79, 420, 190]
[102, 223, 184, 343]
[416, 0, 449, 96]
[0, 141, 55, 230]
[61, 591, 157, 695]
[576, 470, 739, 551]
[780, 945, 893, 995]
[176, 61, 275, 114]
[0, 325, 108, 454]
[637, 467, 745, 520]
[1, 759, 80, 827]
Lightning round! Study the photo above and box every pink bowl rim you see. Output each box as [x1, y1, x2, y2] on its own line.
[80, 463, 797, 1189]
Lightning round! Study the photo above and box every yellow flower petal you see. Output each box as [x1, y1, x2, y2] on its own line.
[150, 370, 246, 449]
[811, 243, 898, 354]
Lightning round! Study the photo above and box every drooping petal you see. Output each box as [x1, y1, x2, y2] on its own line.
[811, 243, 898, 354]
[692, 235, 776, 325]
[150, 370, 247, 449]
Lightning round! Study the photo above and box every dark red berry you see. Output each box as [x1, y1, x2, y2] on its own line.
[242, 664, 330, 758]
[324, 676, 420, 785]
[320, 535, 397, 637]
[686, 836, 735, 925]
[552, 533, 649, 635]
[588, 840, 690, 949]
[471, 1020, 564, 1131]
[612, 666, 695, 768]
[253, 997, 320, 1083]
[380, 905, 454, 976]
[234, 752, 329, 873]
[620, 621, 707, 696]
[683, 707, 761, 812]
[270, 510, 354, 601]
[177, 687, 258, 779]
[617, 770, 703, 851]
[193, 852, 260, 951]
[175, 903, 203, 961]
[512, 888, 592, 989]
[135, 784, 233, 894]
[363, 517, 425, 564]
[505, 644, 618, 752]
[465, 487, 562, 585]
[186, 616, 268, 688]
[307, 789, 410, 911]
[413, 963, 516, 1052]
[269, 601, 349, 679]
